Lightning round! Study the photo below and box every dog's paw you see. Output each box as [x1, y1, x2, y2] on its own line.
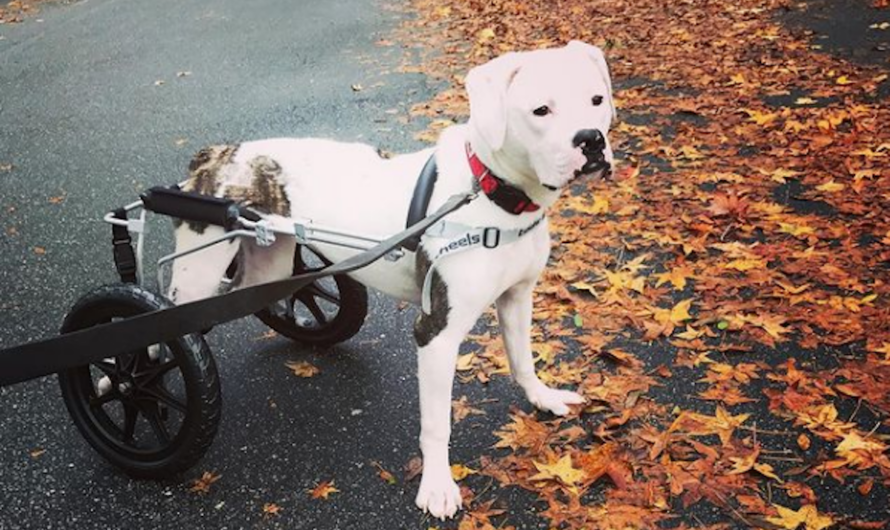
[526, 383, 585, 416]
[415, 469, 462, 520]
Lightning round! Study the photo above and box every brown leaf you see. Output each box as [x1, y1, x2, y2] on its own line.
[190, 471, 221, 494]
[285, 360, 319, 378]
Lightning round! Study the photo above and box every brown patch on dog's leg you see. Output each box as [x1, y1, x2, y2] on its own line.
[414, 248, 450, 347]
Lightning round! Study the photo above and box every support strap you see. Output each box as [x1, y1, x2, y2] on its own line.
[111, 208, 138, 284]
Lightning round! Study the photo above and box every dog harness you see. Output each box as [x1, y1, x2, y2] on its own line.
[405, 145, 546, 314]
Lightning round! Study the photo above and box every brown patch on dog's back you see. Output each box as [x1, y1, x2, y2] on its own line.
[224, 155, 291, 217]
[182, 144, 240, 197]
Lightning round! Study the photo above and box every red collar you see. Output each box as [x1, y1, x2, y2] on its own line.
[465, 143, 540, 215]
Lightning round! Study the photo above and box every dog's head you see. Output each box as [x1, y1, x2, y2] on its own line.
[466, 40, 615, 191]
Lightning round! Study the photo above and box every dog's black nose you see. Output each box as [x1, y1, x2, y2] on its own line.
[572, 129, 606, 153]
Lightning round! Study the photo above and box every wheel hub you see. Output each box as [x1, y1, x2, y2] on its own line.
[118, 381, 135, 396]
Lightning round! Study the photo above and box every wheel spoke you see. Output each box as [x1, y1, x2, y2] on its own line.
[136, 359, 180, 386]
[306, 282, 340, 305]
[90, 391, 119, 409]
[121, 352, 140, 374]
[122, 405, 138, 442]
[297, 293, 328, 325]
[141, 385, 188, 414]
[143, 404, 172, 445]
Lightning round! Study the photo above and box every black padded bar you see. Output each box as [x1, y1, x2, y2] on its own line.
[403, 153, 438, 252]
[141, 186, 241, 230]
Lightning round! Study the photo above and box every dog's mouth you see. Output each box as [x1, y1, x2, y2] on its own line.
[574, 155, 612, 180]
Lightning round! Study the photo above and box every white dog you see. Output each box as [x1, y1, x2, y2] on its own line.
[166, 40, 614, 519]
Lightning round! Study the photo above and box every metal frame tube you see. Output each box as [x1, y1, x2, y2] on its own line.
[103, 197, 406, 294]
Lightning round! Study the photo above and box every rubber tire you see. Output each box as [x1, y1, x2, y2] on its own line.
[58, 284, 221, 479]
[255, 273, 369, 346]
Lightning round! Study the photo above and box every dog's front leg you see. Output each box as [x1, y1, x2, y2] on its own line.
[415, 332, 462, 519]
[413, 268, 484, 519]
[497, 281, 585, 415]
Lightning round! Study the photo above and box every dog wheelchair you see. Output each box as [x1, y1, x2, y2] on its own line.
[49, 178, 454, 479]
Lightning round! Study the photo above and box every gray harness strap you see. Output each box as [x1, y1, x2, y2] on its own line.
[419, 215, 545, 314]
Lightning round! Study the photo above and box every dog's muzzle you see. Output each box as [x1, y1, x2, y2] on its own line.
[573, 128, 611, 179]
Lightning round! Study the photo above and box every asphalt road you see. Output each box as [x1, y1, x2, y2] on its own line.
[0, 1, 526, 529]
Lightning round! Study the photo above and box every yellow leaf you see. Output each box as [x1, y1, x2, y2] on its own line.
[836, 75, 853, 85]
[670, 299, 693, 323]
[760, 168, 800, 183]
[477, 27, 496, 43]
[816, 179, 845, 192]
[680, 145, 705, 160]
[754, 462, 781, 481]
[456, 353, 476, 371]
[779, 222, 815, 238]
[591, 194, 610, 214]
[794, 97, 817, 105]
[654, 266, 693, 290]
[675, 326, 705, 340]
[722, 258, 766, 271]
[767, 504, 833, 530]
[450, 464, 477, 481]
[743, 109, 778, 126]
[530, 454, 587, 486]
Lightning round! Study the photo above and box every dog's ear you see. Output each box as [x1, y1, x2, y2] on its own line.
[567, 40, 616, 124]
[465, 52, 522, 152]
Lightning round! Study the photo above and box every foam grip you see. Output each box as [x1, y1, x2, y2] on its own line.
[141, 186, 241, 230]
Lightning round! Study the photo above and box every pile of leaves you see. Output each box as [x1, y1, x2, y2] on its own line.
[393, 0, 890, 528]
[0, 0, 39, 24]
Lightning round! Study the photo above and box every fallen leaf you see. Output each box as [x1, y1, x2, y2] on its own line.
[190, 471, 221, 494]
[767, 504, 833, 530]
[285, 360, 319, 378]
[450, 464, 477, 481]
[309, 480, 339, 499]
[371, 461, 397, 485]
[530, 453, 587, 487]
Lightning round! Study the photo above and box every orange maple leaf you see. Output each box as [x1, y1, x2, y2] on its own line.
[309, 480, 340, 500]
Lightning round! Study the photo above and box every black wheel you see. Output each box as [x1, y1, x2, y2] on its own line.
[254, 245, 368, 345]
[58, 284, 221, 479]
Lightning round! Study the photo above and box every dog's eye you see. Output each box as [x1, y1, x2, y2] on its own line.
[532, 105, 551, 117]
[592, 95, 604, 106]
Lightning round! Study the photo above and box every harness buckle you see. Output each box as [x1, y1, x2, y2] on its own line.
[482, 227, 501, 249]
